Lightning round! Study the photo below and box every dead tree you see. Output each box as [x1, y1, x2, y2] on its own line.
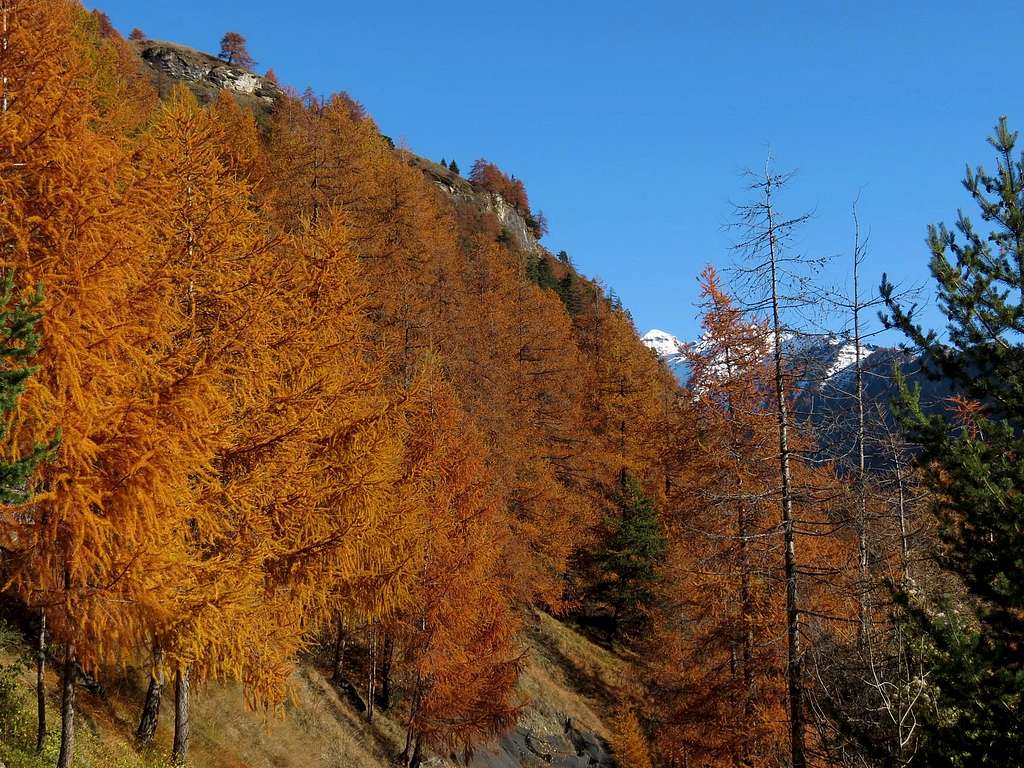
[730, 159, 820, 768]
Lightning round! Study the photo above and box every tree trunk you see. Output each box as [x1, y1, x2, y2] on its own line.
[35, 610, 46, 753]
[172, 669, 190, 765]
[402, 678, 422, 767]
[136, 645, 164, 745]
[331, 617, 347, 683]
[379, 633, 395, 710]
[56, 644, 75, 768]
[765, 175, 806, 768]
[852, 209, 871, 651]
[366, 625, 377, 723]
[409, 735, 423, 768]
[892, 438, 911, 583]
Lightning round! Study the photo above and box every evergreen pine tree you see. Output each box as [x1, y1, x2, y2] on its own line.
[526, 254, 558, 291]
[449, 159, 459, 175]
[881, 117, 1024, 766]
[594, 475, 666, 637]
[557, 272, 580, 316]
[0, 273, 56, 503]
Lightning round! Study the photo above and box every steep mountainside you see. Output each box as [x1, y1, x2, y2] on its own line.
[0, 14, 672, 768]
[644, 326, 953, 467]
[0, 611, 632, 768]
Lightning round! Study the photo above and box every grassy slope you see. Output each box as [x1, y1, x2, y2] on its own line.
[0, 612, 635, 768]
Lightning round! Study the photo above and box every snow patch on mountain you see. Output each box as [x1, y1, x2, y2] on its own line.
[643, 327, 880, 388]
[641, 329, 691, 381]
[641, 329, 683, 358]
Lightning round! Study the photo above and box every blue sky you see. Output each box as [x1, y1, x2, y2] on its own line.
[95, 1, 1023, 341]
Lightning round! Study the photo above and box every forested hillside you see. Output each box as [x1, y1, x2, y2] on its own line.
[1, 3, 1021, 768]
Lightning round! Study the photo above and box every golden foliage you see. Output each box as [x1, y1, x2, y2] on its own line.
[0, 8, 682, 747]
[609, 706, 653, 768]
[652, 268, 853, 767]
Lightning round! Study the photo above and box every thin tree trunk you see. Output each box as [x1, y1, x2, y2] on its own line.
[765, 174, 806, 768]
[331, 617, 347, 683]
[136, 644, 164, 745]
[35, 610, 46, 752]
[402, 678, 422, 767]
[409, 734, 423, 768]
[892, 437, 911, 583]
[379, 633, 395, 710]
[852, 207, 871, 650]
[172, 668, 190, 765]
[56, 644, 75, 768]
[366, 625, 377, 723]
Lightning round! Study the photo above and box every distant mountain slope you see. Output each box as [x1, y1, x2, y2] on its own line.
[640, 329, 690, 382]
[642, 327, 884, 389]
[643, 326, 953, 466]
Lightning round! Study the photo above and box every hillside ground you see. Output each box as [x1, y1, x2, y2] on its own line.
[0, 611, 637, 768]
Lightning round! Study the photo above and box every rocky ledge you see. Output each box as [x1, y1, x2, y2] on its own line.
[134, 40, 283, 106]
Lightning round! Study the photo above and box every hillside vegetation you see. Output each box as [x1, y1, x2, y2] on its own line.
[0, 611, 632, 768]
[1, 3, 1021, 768]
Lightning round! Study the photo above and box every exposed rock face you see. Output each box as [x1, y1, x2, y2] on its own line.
[486, 191, 543, 258]
[464, 717, 615, 768]
[133, 44, 542, 261]
[135, 42, 282, 107]
[427, 167, 543, 257]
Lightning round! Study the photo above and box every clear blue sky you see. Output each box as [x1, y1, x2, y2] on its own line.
[94, 0, 1022, 342]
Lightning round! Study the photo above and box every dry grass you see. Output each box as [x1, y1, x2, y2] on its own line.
[0, 612, 639, 768]
[517, 610, 640, 740]
[0, 644, 401, 768]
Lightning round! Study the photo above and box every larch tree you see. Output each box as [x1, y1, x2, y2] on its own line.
[449, 234, 590, 606]
[657, 269, 787, 766]
[395, 373, 522, 767]
[609, 707, 654, 768]
[218, 31, 254, 69]
[655, 268, 852, 767]
[130, 84, 298, 761]
[729, 164, 822, 768]
[0, 5, 223, 766]
[131, 86, 406, 763]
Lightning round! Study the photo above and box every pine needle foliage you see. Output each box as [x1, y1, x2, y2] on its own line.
[881, 117, 1024, 767]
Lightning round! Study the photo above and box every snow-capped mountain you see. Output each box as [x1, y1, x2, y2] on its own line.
[643, 327, 881, 390]
[641, 329, 691, 382]
[785, 332, 880, 389]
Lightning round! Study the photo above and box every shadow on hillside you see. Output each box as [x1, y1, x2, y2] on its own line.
[526, 613, 625, 712]
[298, 651, 404, 765]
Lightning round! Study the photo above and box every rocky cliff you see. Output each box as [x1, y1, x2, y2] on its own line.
[132, 38, 283, 119]
[410, 156, 544, 259]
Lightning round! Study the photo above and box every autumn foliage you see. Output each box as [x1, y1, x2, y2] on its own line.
[650, 269, 854, 767]
[0, 4, 880, 768]
[218, 31, 254, 69]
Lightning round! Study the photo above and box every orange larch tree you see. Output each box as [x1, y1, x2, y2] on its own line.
[393, 372, 522, 767]
[653, 268, 852, 768]
[0, 5, 228, 767]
